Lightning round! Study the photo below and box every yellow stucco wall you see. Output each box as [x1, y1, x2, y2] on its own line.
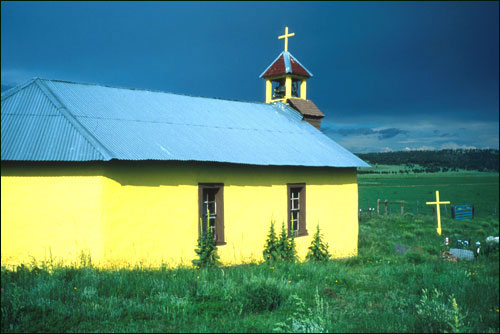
[1, 163, 105, 267]
[1, 161, 358, 268]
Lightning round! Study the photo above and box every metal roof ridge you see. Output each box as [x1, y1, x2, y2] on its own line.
[1, 77, 39, 101]
[72, 114, 314, 135]
[37, 78, 267, 105]
[35, 79, 114, 161]
[283, 52, 292, 73]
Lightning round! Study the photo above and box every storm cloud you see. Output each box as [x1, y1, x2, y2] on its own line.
[377, 128, 408, 140]
[324, 127, 407, 140]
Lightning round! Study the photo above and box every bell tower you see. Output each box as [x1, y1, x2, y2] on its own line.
[260, 27, 325, 130]
[260, 27, 312, 103]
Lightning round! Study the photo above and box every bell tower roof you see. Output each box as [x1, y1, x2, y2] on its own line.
[261, 26, 320, 128]
[259, 51, 313, 79]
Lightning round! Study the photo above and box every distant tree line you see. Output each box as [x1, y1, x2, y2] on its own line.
[356, 149, 499, 173]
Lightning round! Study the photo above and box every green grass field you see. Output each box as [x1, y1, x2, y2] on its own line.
[358, 172, 499, 218]
[1, 172, 499, 333]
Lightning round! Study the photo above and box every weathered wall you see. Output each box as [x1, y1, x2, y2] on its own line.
[1, 161, 358, 268]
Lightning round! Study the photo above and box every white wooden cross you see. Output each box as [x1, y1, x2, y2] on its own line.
[426, 190, 450, 235]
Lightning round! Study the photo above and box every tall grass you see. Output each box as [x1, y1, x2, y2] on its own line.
[2, 213, 498, 333]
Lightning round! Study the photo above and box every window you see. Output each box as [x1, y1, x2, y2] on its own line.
[287, 183, 307, 237]
[198, 183, 225, 245]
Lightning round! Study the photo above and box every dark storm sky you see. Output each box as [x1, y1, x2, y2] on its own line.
[2, 1, 498, 152]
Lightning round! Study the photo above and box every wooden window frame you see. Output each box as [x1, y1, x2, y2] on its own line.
[198, 183, 225, 245]
[287, 183, 307, 237]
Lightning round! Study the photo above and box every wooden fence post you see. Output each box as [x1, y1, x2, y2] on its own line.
[385, 200, 388, 215]
[401, 200, 405, 215]
[377, 199, 380, 214]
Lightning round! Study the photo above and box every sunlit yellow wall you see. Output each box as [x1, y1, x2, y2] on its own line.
[1, 162, 358, 268]
[1, 164, 105, 267]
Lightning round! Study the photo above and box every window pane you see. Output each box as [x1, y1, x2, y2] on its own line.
[205, 189, 217, 202]
[207, 201, 216, 214]
[291, 211, 299, 232]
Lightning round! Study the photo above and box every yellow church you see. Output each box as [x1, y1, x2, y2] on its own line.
[1, 27, 369, 268]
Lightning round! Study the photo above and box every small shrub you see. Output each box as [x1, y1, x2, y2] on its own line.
[192, 218, 220, 269]
[285, 227, 298, 263]
[415, 288, 468, 333]
[277, 222, 298, 263]
[263, 220, 279, 263]
[274, 289, 327, 333]
[239, 276, 286, 313]
[264, 221, 298, 263]
[276, 222, 290, 261]
[306, 225, 330, 262]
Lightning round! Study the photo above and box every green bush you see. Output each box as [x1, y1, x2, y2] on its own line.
[192, 219, 220, 269]
[306, 225, 330, 262]
[263, 221, 298, 263]
[414, 288, 468, 333]
[284, 224, 298, 263]
[263, 220, 279, 263]
[238, 276, 286, 313]
[277, 222, 298, 263]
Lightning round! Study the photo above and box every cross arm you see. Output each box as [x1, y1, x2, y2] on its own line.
[279, 33, 295, 39]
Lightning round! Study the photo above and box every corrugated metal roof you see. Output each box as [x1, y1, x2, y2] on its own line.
[1, 78, 369, 167]
[1, 79, 106, 161]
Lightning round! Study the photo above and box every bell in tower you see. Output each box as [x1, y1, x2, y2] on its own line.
[260, 27, 325, 130]
[273, 79, 286, 99]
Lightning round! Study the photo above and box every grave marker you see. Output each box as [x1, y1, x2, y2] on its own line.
[451, 205, 474, 219]
[426, 190, 450, 236]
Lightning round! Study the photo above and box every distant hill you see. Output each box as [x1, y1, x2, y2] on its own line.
[357, 149, 499, 173]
